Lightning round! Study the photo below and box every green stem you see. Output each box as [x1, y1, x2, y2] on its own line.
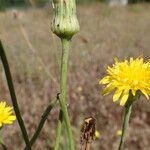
[0, 132, 7, 150]
[118, 92, 140, 150]
[118, 103, 132, 150]
[54, 38, 75, 150]
[0, 41, 32, 150]
[24, 97, 58, 150]
[54, 109, 63, 150]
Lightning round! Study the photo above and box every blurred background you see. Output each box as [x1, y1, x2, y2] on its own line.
[0, 0, 150, 150]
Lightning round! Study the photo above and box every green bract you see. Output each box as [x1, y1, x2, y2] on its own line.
[52, 0, 80, 39]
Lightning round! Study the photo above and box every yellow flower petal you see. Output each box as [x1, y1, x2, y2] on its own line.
[102, 83, 115, 95]
[113, 89, 122, 102]
[141, 89, 149, 99]
[0, 101, 16, 127]
[120, 90, 129, 106]
[99, 76, 110, 84]
[8, 116, 16, 120]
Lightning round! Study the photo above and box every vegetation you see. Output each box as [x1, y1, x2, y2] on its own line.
[0, 0, 149, 9]
[0, 2, 150, 149]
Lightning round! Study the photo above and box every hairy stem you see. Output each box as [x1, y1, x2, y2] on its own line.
[118, 104, 132, 150]
[118, 92, 140, 150]
[54, 109, 63, 150]
[54, 38, 75, 150]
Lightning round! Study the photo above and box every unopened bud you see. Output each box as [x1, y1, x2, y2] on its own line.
[51, 0, 80, 39]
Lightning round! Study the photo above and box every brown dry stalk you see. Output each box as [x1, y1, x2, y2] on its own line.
[86, 142, 91, 150]
[80, 117, 96, 150]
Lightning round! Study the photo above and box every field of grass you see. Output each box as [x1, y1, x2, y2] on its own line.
[0, 2, 150, 150]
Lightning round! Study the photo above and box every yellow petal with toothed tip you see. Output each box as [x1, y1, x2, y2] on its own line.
[8, 116, 16, 120]
[113, 89, 122, 102]
[141, 89, 149, 99]
[102, 83, 115, 95]
[99, 76, 110, 84]
[3, 120, 13, 124]
[114, 57, 119, 63]
[120, 90, 129, 106]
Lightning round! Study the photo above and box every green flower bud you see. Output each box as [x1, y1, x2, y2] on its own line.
[51, 0, 80, 39]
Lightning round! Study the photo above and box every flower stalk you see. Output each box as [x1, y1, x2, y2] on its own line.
[54, 109, 63, 150]
[118, 92, 140, 150]
[0, 41, 32, 150]
[52, 0, 79, 149]
[118, 102, 132, 150]
[54, 38, 75, 150]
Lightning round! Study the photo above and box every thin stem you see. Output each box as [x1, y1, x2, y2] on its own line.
[60, 38, 75, 149]
[0, 133, 8, 150]
[0, 41, 32, 150]
[53, 109, 63, 150]
[118, 104, 132, 150]
[54, 38, 75, 150]
[118, 91, 140, 150]
[24, 97, 58, 150]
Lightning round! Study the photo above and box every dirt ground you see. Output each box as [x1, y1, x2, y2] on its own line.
[0, 2, 150, 150]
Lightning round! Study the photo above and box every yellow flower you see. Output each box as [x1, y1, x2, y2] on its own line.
[116, 130, 122, 136]
[95, 130, 101, 138]
[0, 101, 16, 127]
[100, 58, 150, 106]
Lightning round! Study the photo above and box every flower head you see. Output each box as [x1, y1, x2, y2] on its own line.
[0, 101, 16, 127]
[95, 130, 101, 138]
[100, 58, 150, 106]
[116, 130, 122, 136]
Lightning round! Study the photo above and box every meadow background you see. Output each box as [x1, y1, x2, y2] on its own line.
[0, 0, 150, 149]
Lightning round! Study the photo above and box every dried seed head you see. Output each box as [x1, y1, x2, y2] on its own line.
[80, 117, 96, 150]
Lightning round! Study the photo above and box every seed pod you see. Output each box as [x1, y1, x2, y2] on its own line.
[51, 0, 80, 39]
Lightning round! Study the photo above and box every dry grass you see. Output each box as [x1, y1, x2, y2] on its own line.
[0, 3, 150, 150]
